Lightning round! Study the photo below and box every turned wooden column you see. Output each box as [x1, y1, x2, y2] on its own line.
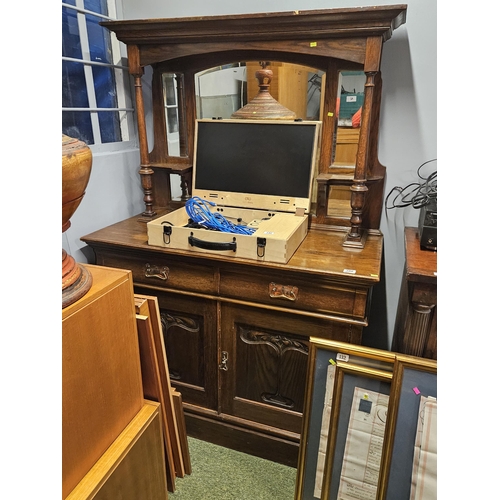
[129, 45, 156, 217]
[344, 36, 383, 247]
[343, 70, 375, 247]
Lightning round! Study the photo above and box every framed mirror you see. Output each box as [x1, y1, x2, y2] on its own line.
[160, 62, 367, 215]
[155, 58, 380, 233]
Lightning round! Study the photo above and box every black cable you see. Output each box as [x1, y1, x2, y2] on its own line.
[384, 159, 437, 216]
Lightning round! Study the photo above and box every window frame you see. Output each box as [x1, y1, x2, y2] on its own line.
[62, 0, 137, 153]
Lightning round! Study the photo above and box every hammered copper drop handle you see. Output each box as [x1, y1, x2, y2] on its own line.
[145, 263, 169, 281]
[269, 282, 298, 301]
[219, 351, 229, 371]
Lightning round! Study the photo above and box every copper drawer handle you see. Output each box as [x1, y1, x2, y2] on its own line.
[145, 263, 169, 281]
[269, 282, 298, 301]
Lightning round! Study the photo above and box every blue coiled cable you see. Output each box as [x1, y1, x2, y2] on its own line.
[185, 197, 256, 235]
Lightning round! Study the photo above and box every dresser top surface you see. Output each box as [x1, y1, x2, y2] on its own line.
[81, 215, 383, 286]
[405, 227, 437, 283]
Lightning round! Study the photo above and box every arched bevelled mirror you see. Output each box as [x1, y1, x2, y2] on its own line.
[159, 61, 330, 209]
[156, 63, 372, 230]
[192, 62, 324, 122]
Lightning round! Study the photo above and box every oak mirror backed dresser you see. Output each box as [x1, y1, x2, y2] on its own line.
[82, 5, 407, 466]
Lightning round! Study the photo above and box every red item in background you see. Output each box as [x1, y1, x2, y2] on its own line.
[335, 97, 362, 128]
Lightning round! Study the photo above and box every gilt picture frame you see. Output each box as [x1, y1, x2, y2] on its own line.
[379, 355, 437, 500]
[295, 338, 396, 500]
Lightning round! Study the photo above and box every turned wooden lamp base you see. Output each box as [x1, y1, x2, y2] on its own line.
[62, 133, 93, 309]
[231, 62, 296, 120]
[62, 249, 93, 309]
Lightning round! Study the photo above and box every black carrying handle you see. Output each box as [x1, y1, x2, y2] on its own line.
[188, 233, 237, 252]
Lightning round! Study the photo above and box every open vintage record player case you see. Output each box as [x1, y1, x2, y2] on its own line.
[147, 119, 321, 264]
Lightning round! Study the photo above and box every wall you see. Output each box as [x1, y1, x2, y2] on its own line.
[72, 0, 436, 350]
[63, 65, 155, 265]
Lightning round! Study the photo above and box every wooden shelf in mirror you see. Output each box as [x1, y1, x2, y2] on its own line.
[149, 162, 192, 175]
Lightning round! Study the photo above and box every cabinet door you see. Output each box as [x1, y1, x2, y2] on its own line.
[220, 303, 352, 434]
[135, 287, 218, 411]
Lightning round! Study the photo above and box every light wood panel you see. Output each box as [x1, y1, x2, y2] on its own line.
[135, 295, 190, 490]
[172, 388, 192, 475]
[66, 401, 168, 500]
[135, 299, 177, 491]
[62, 265, 144, 498]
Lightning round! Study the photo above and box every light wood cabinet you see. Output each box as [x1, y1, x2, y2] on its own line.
[62, 265, 167, 499]
[66, 401, 167, 500]
[62, 265, 145, 497]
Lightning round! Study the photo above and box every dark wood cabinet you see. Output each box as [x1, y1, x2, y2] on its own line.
[82, 216, 381, 466]
[392, 227, 437, 359]
[83, 6, 408, 467]
[222, 304, 315, 435]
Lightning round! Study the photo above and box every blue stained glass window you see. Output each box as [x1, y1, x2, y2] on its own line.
[62, 0, 130, 146]
[62, 6, 82, 59]
[84, 0, 107, 16]
[86, 13, 112, 64]
[92, 65, 117, 109]
[62, 60, 89, 108]
[98, 111, 121, 143]
[63, 111, 94, 146]
[93, 65, 121, 143]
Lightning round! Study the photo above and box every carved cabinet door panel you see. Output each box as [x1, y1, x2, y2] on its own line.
[220, 303, 339, 434]
[134, 287, 218, 411]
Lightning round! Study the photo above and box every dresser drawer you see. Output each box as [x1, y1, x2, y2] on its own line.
[96, 250, 218, 295]
[219, 268, 368, 319]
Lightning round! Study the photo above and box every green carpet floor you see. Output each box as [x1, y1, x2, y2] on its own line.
[169, 437, 297, 499]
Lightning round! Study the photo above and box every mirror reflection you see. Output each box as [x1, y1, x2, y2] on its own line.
[194, 61, 324, 121]
[332, 71, 365, 167]
[328, 70, 366, 219]
[195, 64, 247, 119]
[162, 65, 367, 221]
[162, 73, 181, 156]
[162, 65, 365, 160]
[163, 62, 327, 158]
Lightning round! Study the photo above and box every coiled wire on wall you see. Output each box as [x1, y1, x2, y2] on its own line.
[185, 196, 256, 235]
[384, 159, 437, 215]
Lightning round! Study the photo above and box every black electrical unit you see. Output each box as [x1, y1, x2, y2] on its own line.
[418, 199, 437, 251]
